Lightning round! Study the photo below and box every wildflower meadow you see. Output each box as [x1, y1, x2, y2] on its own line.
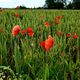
[0, 9, 80, 80]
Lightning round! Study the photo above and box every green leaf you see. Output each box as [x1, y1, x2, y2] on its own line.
[44, 64, 49, 80]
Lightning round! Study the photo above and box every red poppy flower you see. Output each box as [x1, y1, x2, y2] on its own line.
[15, 13, 19, 18]
[57, 16, 62, 19]
[28, 32, 34, 36]
[73, 34, 78, 39]
[27, 27, 33, 33]
[54, 16, 62, 25]
[58, 30, 63, 36]
[40, 41, 45, 50]
[45, 35, 54, 51]
[44, 21, 50, 27]
[54, 18, 60, 25]
[66, 33, 71, 38]
[40, 35, 54, 52]
[27, 27, 34, 36]
[21, 30, 27, 35]
[12, 25, 21, 36]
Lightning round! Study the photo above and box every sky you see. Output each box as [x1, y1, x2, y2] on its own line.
[0, 0, 45, 8]
[0, 0, 71, 8]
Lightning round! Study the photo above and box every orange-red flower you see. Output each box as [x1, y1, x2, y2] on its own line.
[66, 33, 71, 38]
[54, 18, 60, 25]
[40, 35, 54, 52]
[21, 30, 27, 35]
[12, 25, 21, 36]
[15, 13, 19, 18]
[73, 34, 78, 39]
[27, 27, 33, 33]
[58, 30, 63, 36]
[44, 21, 50, 27]
[54, 16, 62, 25]
[27, 27, 34, 36]
[40, 41, 45, 50]
[28, 32, 34, 36]
[57, 16, 62, 19]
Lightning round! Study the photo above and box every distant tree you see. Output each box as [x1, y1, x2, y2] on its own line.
[45, 0, 64, 9]
[45, 0, 80, 9]
[73, 0, 80, 3]
[73, 2, 80, 9]
[54, 2, 64, 9]
[45, 0, 54, 9]
[71, 0, 80, 9]
[43, 4, 47, 9]
[62, 0, 67, 5]
[67, 2, 73, 9]
[19, 6, 27, 9]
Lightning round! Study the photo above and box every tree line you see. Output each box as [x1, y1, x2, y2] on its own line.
[44, 0, 80, 9]
[14, 0, 80, 9]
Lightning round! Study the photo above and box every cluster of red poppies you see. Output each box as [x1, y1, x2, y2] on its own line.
[54, 15, 62, 25]
[12, 25, 34, 37]
[12, 25, 54, 52]
[66, 33, 78, 39]
[12, 15, 79, 52]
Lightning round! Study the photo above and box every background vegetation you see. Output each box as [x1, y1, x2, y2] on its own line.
[0, 9, 80, 80]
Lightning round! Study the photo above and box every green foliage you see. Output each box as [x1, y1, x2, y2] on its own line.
[45, 0, 64, 9]
[0, 9, 80, 79]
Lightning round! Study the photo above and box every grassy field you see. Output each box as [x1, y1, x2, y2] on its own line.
[0, 9, 80, 80]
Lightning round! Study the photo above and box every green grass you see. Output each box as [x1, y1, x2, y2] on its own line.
[0, 9, 80, 80]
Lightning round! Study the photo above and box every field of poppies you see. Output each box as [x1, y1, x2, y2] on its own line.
[0, 9, 80, 80]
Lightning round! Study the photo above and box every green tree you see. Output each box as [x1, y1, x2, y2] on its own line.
[67, 2, 73, 9]
[45, 0, 65, 9]
[45, 0, 54, 9]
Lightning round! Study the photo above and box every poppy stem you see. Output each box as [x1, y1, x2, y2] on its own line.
[44, 51, 48, 64]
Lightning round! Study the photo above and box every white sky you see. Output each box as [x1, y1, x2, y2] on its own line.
[0, 0, 45, 8]
[0, 0, 71, 8]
